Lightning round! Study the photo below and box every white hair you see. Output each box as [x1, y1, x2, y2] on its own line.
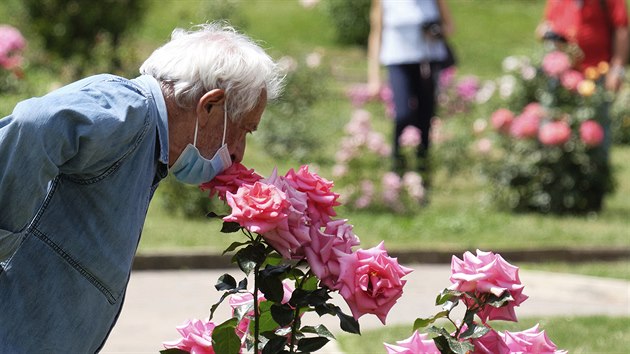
[139, 22, 283, 121]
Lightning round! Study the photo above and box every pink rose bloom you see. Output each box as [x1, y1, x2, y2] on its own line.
[490, 109, 514, 134]
[449, 250, 528, 323]
[472, 328, 510, 354]
[0, 25, 26, 70]
[346, 84, 372, 107]
[538, 121, 572, 146]
[579, 120, 604, 147]
[510, 112, 540, 139]
[523, 102, 545, 119]
[224, 181, 290, 234]
[304, 219, 360, 290]
[163, 319, 216, 354]
[200, 162, 262, 201]
[402, 171, 425, 202]
[384, 331, 440, 354]
[476, 138, 493, 155]
[345, 109, 372, 136]
[542, 51, 571, 77]
[456, 76, 480, 102]
[439, 66, 457, 89]
[336, 241, 413, 324]
[501, 324, 567, 354]
[560, 70, 584, 91]
[261, 169, 312, 259]
[285, 165, 341, 224]
[399, 126, 422, 147]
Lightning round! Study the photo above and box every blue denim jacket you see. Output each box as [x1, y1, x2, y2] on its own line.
[0, 74, 169, 353]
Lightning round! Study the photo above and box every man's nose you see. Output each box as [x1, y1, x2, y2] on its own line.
[230, 138, 247, 163]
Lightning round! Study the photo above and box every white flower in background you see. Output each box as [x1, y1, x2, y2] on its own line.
[521, 65, 537, 80]
[499, 75, 517, 99]
[305, 51, 322, 68]
[473, 118, 488, 135]
[475, 80, 496, 104]
[277, 55, 298, 73]
[502, 56, 521, 72]
[299, 0, 320, 8]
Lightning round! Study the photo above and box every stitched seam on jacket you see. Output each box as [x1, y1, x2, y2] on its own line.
[31, 228, 117, 304]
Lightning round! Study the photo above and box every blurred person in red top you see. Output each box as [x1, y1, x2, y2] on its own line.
[537, 0, 628, 92]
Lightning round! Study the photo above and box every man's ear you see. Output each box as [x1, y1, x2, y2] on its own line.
[197, 89, 225, 115]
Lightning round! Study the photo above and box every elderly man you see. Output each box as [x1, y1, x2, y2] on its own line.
[0, 23, 283, 352]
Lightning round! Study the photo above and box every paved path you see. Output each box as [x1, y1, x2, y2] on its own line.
[101, 265, 630, 354]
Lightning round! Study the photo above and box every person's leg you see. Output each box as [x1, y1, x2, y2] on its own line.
[387, 63, 421, 174]
[414, 62, 437, 174]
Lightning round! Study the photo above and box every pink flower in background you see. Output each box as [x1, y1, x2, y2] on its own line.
[456, 76, 480, 102]
[439, 66, 457, 89]
[542, 50, 571, 77]
[449, 250, 528, 323]
[367, 131, 389, 156]
[304, 219, 360, 290]
[402, 172, 424, 203]
[163, 319, 216, 354]
[0, 25, 26, 70]
[472, 328, 510, 354]
[399, 126, 422, 147]
[384, 331, 440, 354]
[510, 112, 540, 139]
[580, 120, 604, 147]
[354, 179, 374, 209]
[200, 162, 262, 201]
[224, 181, 289, 234]
[346, 85, 372, 107]
[285, 165, 340, 224]
[538, 121, 571, 146]
[560, 70, 584, 91]
[336, 241, 413, 324]
[382, 172, 402, 207]
[491, 108, 514, 134]
[379, 86, 396, 118]
[476, 138, 493, 155]
[262, 169, 311, 259]
[523, 102, 545, 119]
[501, 324, 567, 354]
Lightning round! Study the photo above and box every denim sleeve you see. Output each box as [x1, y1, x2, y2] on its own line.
[0, 78, 150, 258]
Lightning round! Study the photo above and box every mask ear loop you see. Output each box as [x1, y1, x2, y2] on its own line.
[222, 104, 228, 146]
[192, 115, 200, 147]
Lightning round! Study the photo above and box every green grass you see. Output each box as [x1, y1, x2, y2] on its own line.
[337, 316, 630, 354]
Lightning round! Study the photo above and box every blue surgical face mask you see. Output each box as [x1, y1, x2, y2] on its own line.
[170, 106, 232, 185]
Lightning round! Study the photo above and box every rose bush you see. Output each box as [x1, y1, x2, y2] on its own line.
[474, 50, 615, 214]
[0, 24, 26, 93]
[385, 249, 566, 354]
[163, 163, 411, 354]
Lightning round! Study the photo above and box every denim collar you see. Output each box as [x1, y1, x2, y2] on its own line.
[132, 75, 169, 165]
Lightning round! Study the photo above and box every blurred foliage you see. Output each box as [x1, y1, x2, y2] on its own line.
[610, 80, 630, 145]
[158, 175, 228, 219]
[323, 0, 371, 47]
[22, 0, 147, 77]
[254, 53, 331, 163]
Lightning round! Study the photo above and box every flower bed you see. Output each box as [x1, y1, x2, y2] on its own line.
[476, 51, 615, 214]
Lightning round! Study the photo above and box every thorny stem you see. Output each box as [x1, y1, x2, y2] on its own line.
[253, 263, 261, 354]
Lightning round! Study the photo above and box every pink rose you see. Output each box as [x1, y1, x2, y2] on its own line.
[399, 126, 422, 147]
[163, 319, 216, 354]
[384, 331, 440, 354]
[261, 169, 311, 259]
[490, 109, 514, 134]
[200, 162, 262, 201]
[336, 242, 413, 324]
[523, 102, 545, 119]
[501, 324, 567, 353]
[456, 76, 480, 102]
[472, 328, 510, 354]
[538, 121, 572, 146]
[542, 51, 571, 77]
[449, 250, 528, 323]
[0, 25, 26, 70]
[224, 181, 290, 234]
[510, 112, 540, 139]
[285, 165, 340, 224]
[304, 219, 360, 290]
[579, 120, 604, 147]
[560, 70, 584, 91]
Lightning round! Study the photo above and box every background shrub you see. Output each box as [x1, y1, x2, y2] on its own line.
[324, 0, 371, 47]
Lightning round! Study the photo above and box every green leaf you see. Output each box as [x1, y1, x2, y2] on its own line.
[259, 273, 284, 303]
[301, 325, 335, 340]
[222, 241, 250, 255]
[333, 306, 360, 334]
[446, 335, 474, 354]
[235, 244, 266, 276]
[160, 349, 190, 354]
[436, 289, 462, 306]
[297, 337, 330, 352]
[270, 303, 294, 327]
[487, 291, 514, 308]
[432, 335, 452, 354]
[206, 211, 226, 219]
[459, 322, 490, 340]
[442, 300, 459, 312]
[257, 302, 282, 333]
[413, 310, 448, 331]
[262, 336, 287, 354]
[221, 221, 242, 233]
[212, 318, 241, 354]
[215, 274, 237, 291]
